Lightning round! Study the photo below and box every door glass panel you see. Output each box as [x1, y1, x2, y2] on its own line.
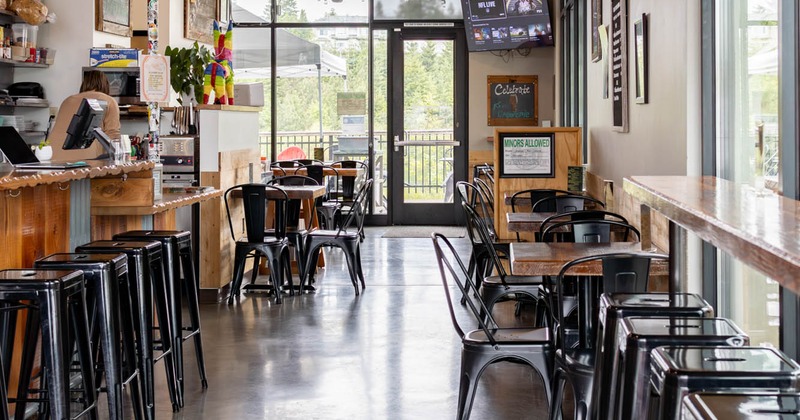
[374, 0, 462, 20]
[374, 30, 389, 214]
[402, 39, 455, 204]
[715, 0, 780, 347]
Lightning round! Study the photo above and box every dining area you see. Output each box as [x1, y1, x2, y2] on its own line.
[432, 151, 800, 419]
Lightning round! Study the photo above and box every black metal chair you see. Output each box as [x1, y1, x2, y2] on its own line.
[547, 252, 667, 420]
[298, 165, 341, 230]
[541, 219, 640, 244]
[0, 269, 97, 420]
[539, 209, 628, 238]
[508, 189, 572, 241]
[463, 203, 546, 326]
[34, 253, 143, 420]
[224, 183, 292, 304]
[267, 175, 319, 285]
[473, 177, 494, 209]
[302, 179, 372, 295]
[651, 346, 800, 420]
[330, 160, 369, 234]
[432, 233, 552, 420]
[532, 194, 605, 214]
[294, 158, 324, 166]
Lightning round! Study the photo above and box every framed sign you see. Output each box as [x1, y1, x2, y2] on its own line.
[185, 0, 220, 44]
[498, 132, 555, 178]
[487, 75, 538, 126]
[591, 0, 603, 62]
[95, 0, 132, 37]
[634, 14, 649, 104]
[611, 0, 629, 132]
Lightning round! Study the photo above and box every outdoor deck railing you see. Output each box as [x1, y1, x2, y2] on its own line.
[260, 130, 456, 202]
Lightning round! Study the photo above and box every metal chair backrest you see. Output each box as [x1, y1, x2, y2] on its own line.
[555, 252, 668, 349]
[456, 181, 496, 241]
[336, 178, 373, 238]
[532, 194, 605, 214]
[331, 160, 368, 200]
[539, 210, 629, 241]
[431, 232, 500, 345]
[268, 175, 319, 228]
[294, 159, 324, 166]
[541, 219, 640, 243]
[223, 183, 288, 243]
[510, 188, 572, 213]
[462, 203, 510, 283]
[272, 160, 302, 168]
[474, 177, 494, 209]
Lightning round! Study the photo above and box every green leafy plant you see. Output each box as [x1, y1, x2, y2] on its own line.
[37, 138, 50, 150]
[165, 42, 214, 105]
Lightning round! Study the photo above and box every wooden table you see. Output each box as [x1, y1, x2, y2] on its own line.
[506, 212, 556, 233]
[510, 241, 668, 345]
[272, 167, 364, 178]
[624, 175, 800, 296]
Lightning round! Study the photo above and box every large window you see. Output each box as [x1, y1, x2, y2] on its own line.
[713, 0, 781, 347]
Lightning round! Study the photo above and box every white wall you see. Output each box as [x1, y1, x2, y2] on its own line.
[585, 0, 702, 188]
[467, 48, 556, 152]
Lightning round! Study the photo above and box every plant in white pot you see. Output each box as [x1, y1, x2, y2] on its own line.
[35, 138, 52, 161]
[165, 42, 214, 105]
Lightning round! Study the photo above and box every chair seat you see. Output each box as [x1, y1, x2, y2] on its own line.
[308, 229, 360, 239]
[483, 275, 544, 287]
[465, 327, 551, 344]
[265, 227, 307, 235]
[238, 237, 286, 245]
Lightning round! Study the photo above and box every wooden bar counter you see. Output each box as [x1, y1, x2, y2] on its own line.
[624, 175, 800, 295]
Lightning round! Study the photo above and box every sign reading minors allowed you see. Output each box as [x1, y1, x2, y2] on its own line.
[487, 75, 538, 126]
[499, 133, 555, 177]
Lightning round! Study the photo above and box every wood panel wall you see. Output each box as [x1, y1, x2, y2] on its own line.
[493, 127, 583, 240]
[199, 148, 260, 301]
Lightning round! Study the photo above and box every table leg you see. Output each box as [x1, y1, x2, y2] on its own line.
[668, 221, 686, 295]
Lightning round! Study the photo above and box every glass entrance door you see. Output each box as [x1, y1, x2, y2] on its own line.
[388, 28, 467, 225]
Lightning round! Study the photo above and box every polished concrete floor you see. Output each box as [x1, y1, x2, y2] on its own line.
[137, 227, 553, 419]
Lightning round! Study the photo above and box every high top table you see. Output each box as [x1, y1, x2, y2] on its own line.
[623, 176, 800, 295]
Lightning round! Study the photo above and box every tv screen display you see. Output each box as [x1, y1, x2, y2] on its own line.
[462, 0, 554, 52]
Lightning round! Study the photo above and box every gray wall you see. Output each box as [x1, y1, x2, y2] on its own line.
[585, 0, 702, 190]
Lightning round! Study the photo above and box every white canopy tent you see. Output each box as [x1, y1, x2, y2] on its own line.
[231, 4, 348, 143]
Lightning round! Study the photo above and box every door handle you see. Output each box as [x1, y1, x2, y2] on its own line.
[394, 140, 460, 151]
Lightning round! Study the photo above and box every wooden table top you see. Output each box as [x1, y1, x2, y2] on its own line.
[91, 188, 222, 216]
[506, 212, 556, 232]
[272, 167, 364, 177]
[0, 160, 154, 190]
[624, 175, 800, 295]
[510, 242, 667, 276]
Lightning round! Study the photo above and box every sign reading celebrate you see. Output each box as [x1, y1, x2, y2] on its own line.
[487, 75, 538, 126]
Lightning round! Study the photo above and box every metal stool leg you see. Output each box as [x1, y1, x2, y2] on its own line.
[179, 244, 208, 389]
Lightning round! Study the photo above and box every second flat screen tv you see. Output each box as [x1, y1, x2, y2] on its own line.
[462, 0, 554, 52]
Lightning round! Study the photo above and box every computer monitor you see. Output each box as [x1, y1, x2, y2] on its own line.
[62, 98, 114, 157]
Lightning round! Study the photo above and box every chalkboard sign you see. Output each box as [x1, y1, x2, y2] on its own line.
[487, 75, 538, 126]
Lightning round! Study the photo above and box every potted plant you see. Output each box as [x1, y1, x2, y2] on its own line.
[35, 138, 51, 161]
[165, 42, 214, 105]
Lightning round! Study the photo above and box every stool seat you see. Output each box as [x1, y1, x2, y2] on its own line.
[651, 346, 800, 420]
[592, 292, 714, 420]
[0, 269, 97, 420]
[35, 253, 143, 420]
[616, 317, 748, 419]
[120, 230, 191, 239]
[683, 392, 800, 419]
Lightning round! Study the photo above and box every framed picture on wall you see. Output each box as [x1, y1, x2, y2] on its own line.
[95, 0, 132, 37]
[497, 131, 555, 178]
[185, 0, 220, 44]
[591, 0, 603, 62]
[610, 0, 629, 132]
[634, 14, 649, 104]
[487, 75, 539, 126]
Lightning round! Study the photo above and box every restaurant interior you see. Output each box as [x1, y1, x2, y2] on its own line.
[1, 0, 798, 419]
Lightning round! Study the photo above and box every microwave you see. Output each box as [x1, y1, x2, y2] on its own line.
[82, 66, 141, 105]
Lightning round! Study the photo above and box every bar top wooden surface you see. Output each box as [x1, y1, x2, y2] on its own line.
[91, 188, 222, 216]
[0, 160, 155, 190]
[510, 242, 665, 276]
[623, 175, 800, 294]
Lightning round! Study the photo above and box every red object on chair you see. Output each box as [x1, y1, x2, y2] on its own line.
[276, 146, 307, 161]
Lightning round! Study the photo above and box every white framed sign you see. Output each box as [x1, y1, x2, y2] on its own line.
[140, 54, 170, 103]
[498, 132, 555, 178]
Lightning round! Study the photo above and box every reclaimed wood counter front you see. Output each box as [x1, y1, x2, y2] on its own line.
[624, 175, 800, 295]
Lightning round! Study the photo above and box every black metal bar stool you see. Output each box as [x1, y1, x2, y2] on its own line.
[76, 240, 180, 416]
[615, 317, 749, 419]
[34, 253, 143, 420]
[0, 346, 6, 420]
[591, 292, 714, 420]
[0, 269, 97, 420]
[682, 392, 800, 419]
[111, 230, 208, 407]
[650, 346, 800, 420]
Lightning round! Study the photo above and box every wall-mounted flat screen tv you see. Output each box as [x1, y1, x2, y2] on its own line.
[462, 0, 554, 52]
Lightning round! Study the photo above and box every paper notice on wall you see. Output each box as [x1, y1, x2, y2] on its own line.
[140, 54, 170, 103]
[598, 24, 609, 99]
